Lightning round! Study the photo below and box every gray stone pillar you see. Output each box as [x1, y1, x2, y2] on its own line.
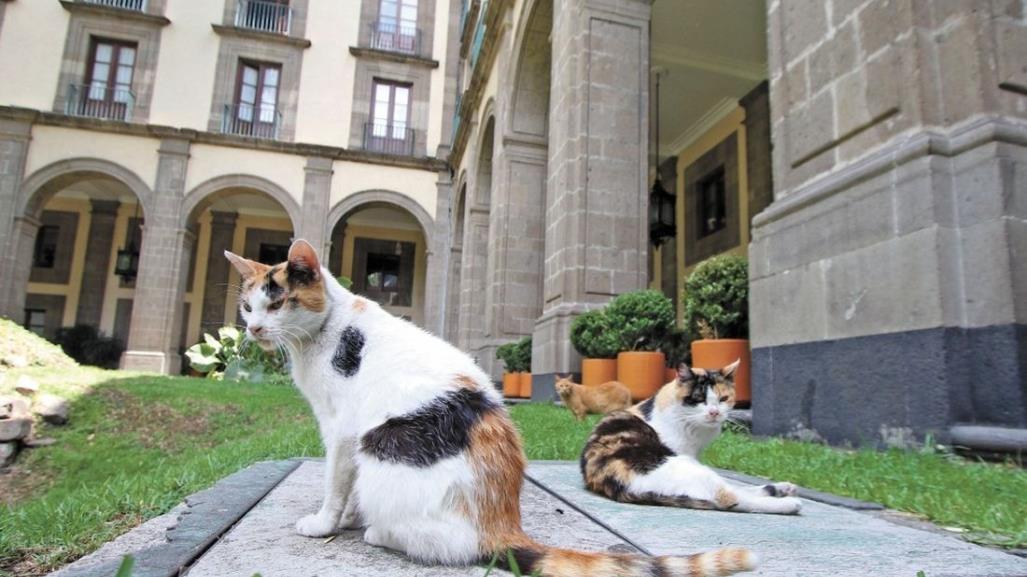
[533, 0, 651, 378]
[301, 156, 332, 252]
[425, 146, 453, 337]
[458, 205, 491, 370]
[75, 200, 120, 328]
[200, 211, 237, 333]
[750, 2, 1027, 445]
[122, 137, 192, 374]
[0, 113, 33, 321]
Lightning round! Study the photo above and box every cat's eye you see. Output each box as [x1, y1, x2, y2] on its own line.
[719, 395, 729, 402]
[242, 302, 252, 312]
[269, 300, 284, 311]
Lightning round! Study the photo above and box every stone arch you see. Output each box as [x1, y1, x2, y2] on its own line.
[18, 158, 155, 219]
[181, 174, 302, 230]
[325, 189, 434, 240]
[475, 116, 496, 207]
[507, 0, 553, 138]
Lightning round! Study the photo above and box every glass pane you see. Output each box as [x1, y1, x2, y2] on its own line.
[88, 80, 108, 100]
[394, 86, 409, 106]
[95, 43, 113, 63]
[393, 101, 408, 124]
[380, 0, 398, 18]
[259, 103, 276, 123]
[264, 67, 280, 87]
[114, 84, 131, 103]
[91, 62, 110, 85]
[116, 65, 133, 85]
[238, 103, 253, 121]
[240, 84, 257, 105]
[243, 66, 258, 86]
[119, 46, 136, 66]
[400, 5, 417, 23]
[261, 85, 277, 107]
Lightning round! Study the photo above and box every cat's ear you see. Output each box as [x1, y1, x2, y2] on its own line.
[721, 358, 741, 380]
[677, 363, 695, 382]
[287, 239, 321, 285]
[225, 251, 258, 279]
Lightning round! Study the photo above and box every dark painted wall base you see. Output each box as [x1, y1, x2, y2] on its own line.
[752, 324, 1027, 447]
[530, 372, 580, 403]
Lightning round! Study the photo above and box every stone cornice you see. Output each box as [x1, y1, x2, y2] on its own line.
[211, 24, 312, 49]
[448, 0, 510, 170]
[0, 106, 446, 172]
[59, 0, 170, 26]
[348, 46, 439, 68]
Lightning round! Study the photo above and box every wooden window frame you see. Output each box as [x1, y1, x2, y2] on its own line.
[233, 59, 282, 134]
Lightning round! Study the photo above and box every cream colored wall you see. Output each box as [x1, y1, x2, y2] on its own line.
[25, 127, 160, 190]
[426, 0, 452, 152]
[330, 160, 438, 219]
[184, 212, 213, 347]
[672, 105, 749, 324]
[185, 145, 306, 205]
[223, 214, 294, 328]
[148, 0, 224, 130]
[25, 198, 91, 328]
[341, 223, 427, 325]
[294, 0, 360, 147]
[0, 1, 68, 110]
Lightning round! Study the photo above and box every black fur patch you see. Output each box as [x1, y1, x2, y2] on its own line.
[762, 484, 778, 496]
[332, 326, 365, 377]
[287, 258, 318, 286]
[262, 267, 285, 301]
[638, 396, 656, 420]
[650, 557, 673, 577]
[504, 548, 543, 575]
[600, 475, 627, 500]
[360, 388, 498, 468]
[683, 372, 719, 405]
[591, 413, 648, 438]
[611, 443, 673, 474]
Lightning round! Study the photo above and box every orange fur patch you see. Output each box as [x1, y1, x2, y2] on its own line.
[352, 298, 368, 313]
[466, 410, 527, 553]
[715, 486, 739, 509]
[454, 374, 478, 390]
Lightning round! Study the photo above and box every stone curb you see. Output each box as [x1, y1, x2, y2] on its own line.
[714, 468, 885, 510]
[55, 459, 301, 577]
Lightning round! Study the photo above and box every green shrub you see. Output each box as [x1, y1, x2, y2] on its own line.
[53, 325, 125, 369]
[185, 326, 287, 384]
[569, 310, 619, 359]
[684, 255, 748, 339]
[496, 336, 532, 373]
[604, 289, 675, 352]
[661, 326, 692, 368]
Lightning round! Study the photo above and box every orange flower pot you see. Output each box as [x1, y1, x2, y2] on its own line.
[502, 373, 520, 398]
[691, 339, 751, 407]
[664, 367, 678, 384]
[616, 351, 666, 401]
[518, 373, 533, 399]
[581, 358, 618, 387]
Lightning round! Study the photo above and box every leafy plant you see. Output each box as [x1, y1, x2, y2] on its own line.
[569, 310, 619, 359]
[337, 275, 353, 289]
[604, 290, 675, 352]
[184, 326, 286, 384]
[661, 326, 691, 368]
[496, 336, 532, 373]
[53, 324, 125, 369]
[684, 254, 748, 340]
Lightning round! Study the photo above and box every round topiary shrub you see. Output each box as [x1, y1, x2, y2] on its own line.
[684, 254, 748, 340]
[604, 289, 675, 352]
[569, 310, 619, 359]
[496, 336, 532, 373]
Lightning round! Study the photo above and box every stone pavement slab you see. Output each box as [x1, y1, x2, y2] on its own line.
[527, 462, 1027, 577]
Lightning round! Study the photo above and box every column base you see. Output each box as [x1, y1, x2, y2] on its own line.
[121, 350, 182, 375]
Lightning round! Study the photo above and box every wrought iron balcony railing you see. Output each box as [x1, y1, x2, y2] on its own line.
[79, 0, 147, 11]
[235, 0, 292, 35]
[65, 83, 135, 122]
[220, 104, 282, 139]
[368, 20, 421, 56]
[363, 121, 415, 156]
[469, 0, 488, 69]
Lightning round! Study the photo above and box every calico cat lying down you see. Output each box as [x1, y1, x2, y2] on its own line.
[581, 362, 802, 514]
[554, 375, 632, 420]
[225, 240, 757, 577]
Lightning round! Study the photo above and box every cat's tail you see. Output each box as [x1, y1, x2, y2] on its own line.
[495, 533, 756, 577]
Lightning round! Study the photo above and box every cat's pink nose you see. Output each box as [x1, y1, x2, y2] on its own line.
[250, 325, 265, 337]
[708, 408, 721, 418]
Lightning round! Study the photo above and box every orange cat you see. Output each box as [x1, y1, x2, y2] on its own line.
[555, 376, 632, 420]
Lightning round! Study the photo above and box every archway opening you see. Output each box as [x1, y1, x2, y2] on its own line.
[328, 202, 428, 326]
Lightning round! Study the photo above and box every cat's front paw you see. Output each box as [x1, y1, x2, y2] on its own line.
[777, 496, 802, 515]
[763, 482, 799, 497]
[295, 512, 338, 537]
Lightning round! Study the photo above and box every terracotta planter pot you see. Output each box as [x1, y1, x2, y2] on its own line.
[664, 367, 678, 384]
[502, 373, 520, 398]
[691, 339, 751, 407]
[518, 372, 533, 399]
[581, 358, 618, 387]
[616, 351, 666, 401]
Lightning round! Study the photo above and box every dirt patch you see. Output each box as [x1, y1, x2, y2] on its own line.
[99, 388, 223, 452]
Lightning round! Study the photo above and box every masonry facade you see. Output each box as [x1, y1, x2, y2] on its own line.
[0, 0, 459, 373]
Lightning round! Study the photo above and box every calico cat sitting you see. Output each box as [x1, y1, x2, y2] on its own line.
[581, 361, 802, 515]
[225, 240, 757, 577]
[554, 376, 632, 420]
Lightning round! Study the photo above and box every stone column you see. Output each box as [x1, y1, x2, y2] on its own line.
[750, 1, 1027, 445]
[424, 146, 453, 338]
[122, 137, 192, 374]
[300, 156, 332, 253]
[0, 112, 33, 321]
[458, 205, 491, 369]
[533, 0, 651, 382]
[200, 211, 237, 333]
[75, 200, 120, 328]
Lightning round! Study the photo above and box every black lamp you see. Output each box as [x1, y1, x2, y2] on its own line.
[648, 69, 675, 246]
[114, 202, 140, 281]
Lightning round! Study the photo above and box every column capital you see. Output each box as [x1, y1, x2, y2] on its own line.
[157, 137, 191, 157]
[304, 156, 334, 174]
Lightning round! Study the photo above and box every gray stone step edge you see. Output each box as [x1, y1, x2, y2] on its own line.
[54, 459, 301, 577]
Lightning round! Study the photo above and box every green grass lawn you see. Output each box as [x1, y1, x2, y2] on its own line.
[511, 403, 1027, 549]
[2, 372, 1025, 577]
